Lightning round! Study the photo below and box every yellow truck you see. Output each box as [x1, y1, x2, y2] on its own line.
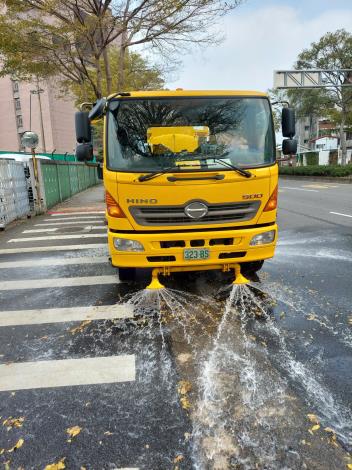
[75, 90, 296, 289]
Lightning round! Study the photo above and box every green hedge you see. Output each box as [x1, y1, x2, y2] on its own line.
[279, 165, 352, 177]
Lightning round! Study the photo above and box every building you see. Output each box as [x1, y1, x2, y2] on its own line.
[0, 76, 77, 154]
[295, 115, 318, 152]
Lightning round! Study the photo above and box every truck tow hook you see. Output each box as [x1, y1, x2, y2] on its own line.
[146, 269, 165, 290]
[233, 264, 249, 285]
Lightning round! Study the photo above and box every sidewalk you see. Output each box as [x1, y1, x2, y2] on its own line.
[48, 184, 105, 213]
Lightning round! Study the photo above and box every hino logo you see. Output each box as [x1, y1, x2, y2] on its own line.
[184, 202, 208, 219]
[126, 198, 158, 204]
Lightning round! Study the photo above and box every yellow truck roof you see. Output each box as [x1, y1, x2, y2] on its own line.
[108, 90, 267, 99]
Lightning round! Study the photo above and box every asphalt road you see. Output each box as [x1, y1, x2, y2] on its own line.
[0, 180, 351, 470]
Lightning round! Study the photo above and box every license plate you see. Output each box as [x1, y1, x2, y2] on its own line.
[183, 248, 210, 260]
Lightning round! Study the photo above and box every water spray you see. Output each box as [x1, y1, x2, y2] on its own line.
[146, 263, 249, 290]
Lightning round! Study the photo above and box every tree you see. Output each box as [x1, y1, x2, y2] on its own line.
[69, 47, 165, 103]
[287, 29, 352, 165]
[0, 0, 243, 99]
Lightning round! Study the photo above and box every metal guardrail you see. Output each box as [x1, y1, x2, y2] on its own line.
[0, 159, 30, 229]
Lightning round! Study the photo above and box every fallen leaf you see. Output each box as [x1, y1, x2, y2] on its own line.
[306, 314, 317, 321]
[307, 414, 319, 425]
[3, 416, 25, 429]
[180, 397, 191, 410]
[174, 455, 184, 463]
[0, 449, 4, 455]
[44, 457, 66, 470]
[309, 424, 320, 432]
[103, 431, 113, 436]
[66, 426, 82, 440]
[324, 427, 334, 433]
[69, 320, 91, 335]
[177, 380, 192, 395]
[347, 464, 352, 469]
[7, 438, 24, 452]
[279, 312, 286, 319]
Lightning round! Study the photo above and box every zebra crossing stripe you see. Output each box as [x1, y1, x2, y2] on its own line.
[22, 226, 106, 233]
[0, 275, 119, 291]
[49, 211, 105, 216]
[0, 256, 109, 269]
[0, 244, 107, 255]
[43, 216, 104, 222]
[36, 220, 106, 226]
[8, 234, 107, 243]
[0, 304, 133, 327]
[0, 355, 135, 391]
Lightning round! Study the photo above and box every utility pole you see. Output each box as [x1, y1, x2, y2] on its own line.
[30, 80, 46, 153]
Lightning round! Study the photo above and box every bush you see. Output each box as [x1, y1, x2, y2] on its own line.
[279, 165, 352, 177]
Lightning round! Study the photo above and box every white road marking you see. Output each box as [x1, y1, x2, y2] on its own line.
[8, 234, 107, 243]
[280, 186, 319, 192]
[23, 226, 106, 233]
[49, 211, 105, 216]
[0, 355, 135, 391]
[0, 304, 133, 327]
[303, 184, 338, 189]
[330, 211, 352, 219]
[0, 244, 107, 255]
[0, 275, 118, 291]
[23, 228, 59, 233]
[43, 216, 104, 222]
[37, 220, 105, 226]
[0, 256, 109, 269]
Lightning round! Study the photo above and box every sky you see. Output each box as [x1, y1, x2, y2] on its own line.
[166, 0, 352, 92]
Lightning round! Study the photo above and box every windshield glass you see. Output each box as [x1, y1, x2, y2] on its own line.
[107, 97, 275, 172]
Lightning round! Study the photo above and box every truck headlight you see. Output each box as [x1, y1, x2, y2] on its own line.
[250, 230, 276, 246]
[113, 238, 144, 252]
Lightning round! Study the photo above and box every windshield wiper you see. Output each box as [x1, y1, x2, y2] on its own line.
[138, 165, 186, 182]
[138, 158, 253, 182]
[199, 157, 253, 178]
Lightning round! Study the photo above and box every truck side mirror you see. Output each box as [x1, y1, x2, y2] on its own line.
[75, 111, 91, 143]
[89, 98, 106, 121]
[76, 142, 93, 162]
[282, 138, 297, 155]
[97, 165, 103, 180]
[282, 108, 296, 138]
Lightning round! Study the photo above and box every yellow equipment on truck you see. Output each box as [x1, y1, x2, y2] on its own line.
[75, 90, 296, 289]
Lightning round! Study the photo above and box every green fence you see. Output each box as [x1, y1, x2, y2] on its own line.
[0, 150, 98, 162]
[40, 160, 100, 209]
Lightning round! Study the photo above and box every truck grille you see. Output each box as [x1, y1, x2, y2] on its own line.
[129, 201, 261, 226]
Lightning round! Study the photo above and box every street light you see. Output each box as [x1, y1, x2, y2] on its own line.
[21, 131, 43, 213]
[30, 81, 46, 153]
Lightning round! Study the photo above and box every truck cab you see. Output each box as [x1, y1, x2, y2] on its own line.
[75, 90, 296, 288]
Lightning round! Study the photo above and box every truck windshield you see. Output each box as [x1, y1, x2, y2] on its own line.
[107, 97, 275, 173]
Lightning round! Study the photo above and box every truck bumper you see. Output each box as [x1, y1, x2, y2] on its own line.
[109, 224, 277, 270]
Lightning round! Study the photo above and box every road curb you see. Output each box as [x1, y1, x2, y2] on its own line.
[279, 174, 352, 184]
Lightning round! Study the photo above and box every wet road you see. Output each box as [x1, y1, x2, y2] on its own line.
[0, 181, 351, 469]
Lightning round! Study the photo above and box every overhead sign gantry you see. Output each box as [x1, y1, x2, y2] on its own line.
[273, 69, 352, 89]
